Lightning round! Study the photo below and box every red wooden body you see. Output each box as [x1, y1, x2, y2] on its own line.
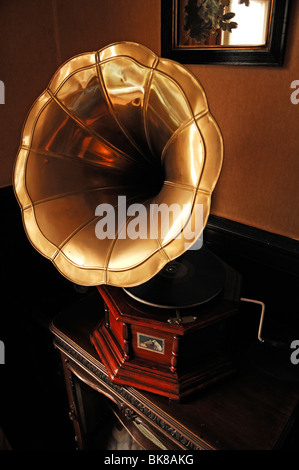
[90, 286, 240, 400]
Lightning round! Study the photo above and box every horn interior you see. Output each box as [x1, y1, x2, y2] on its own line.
[13, 41, 223, 287]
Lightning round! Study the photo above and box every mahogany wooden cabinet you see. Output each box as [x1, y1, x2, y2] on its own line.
[50, 290, 299, 451]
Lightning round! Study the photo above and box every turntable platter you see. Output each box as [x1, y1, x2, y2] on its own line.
[123, 247, 226, 308]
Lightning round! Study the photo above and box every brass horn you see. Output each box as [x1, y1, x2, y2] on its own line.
[13, 41, 223, 288]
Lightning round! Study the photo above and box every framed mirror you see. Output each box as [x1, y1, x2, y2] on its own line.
[161, 0, 290, 65]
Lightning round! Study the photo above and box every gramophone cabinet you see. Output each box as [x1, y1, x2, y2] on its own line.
[91, 285, 239, 400]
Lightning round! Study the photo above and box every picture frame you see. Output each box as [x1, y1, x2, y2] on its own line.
[161, 0, 291, 65]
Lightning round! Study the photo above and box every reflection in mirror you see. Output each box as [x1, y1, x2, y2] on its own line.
[178, 0, 273, 48]
[222, 0, 271, 46]
[162, 0, 289, 65]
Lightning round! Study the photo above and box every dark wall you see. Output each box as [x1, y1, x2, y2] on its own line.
[0, 185, 95, 449]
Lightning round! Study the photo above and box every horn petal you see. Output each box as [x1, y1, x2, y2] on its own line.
[13, 41, 223, 287]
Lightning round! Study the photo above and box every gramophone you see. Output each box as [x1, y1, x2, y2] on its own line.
[13, 42, 241, 400]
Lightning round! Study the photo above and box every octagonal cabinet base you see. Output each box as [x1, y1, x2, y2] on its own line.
[90, 285, 240, 401]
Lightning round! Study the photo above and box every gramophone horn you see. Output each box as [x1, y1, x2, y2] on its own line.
[13, 41, 223, 287]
